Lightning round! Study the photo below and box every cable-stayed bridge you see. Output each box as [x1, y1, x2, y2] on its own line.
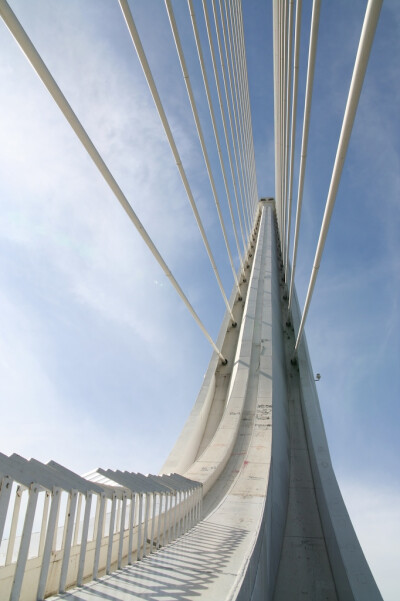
[0, 0, 393, 599]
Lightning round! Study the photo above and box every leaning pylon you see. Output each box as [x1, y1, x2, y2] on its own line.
[161, 198, 382, 601]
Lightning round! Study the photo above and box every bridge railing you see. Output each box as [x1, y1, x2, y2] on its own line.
[0, 453, 202, 601]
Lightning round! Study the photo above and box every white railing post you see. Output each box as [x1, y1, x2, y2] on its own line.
[183, 491, 188, 534]
[38, 491, 50, 558]
[117, 491, 127, 569]
[10, 483, 40, 601]
[0, 475, 12, 547]
[163, 493, 170, 545]
[59, 489, 78, 593]
[37, 487, 62, 600]
[176, 491, 183, 537]
[92, 492, 106, 579]
[136, 492, 143, 560]
[6, 485, 23, 566]
[72, 493, 82, 547]
[142, 493, 150, 558]
[127, 493, 136, 564]
[149, 493, 156, 553]
[156, 493, 163, 550]
[172, 492, 178, 540]
[77, 491, 93, 586]
[105, 492, 117, 574]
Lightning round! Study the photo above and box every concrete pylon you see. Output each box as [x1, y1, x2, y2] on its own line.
[161, 199, 382, 601]
[11, 199, 382, 601]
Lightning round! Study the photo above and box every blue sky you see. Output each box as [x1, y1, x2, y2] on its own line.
[0, 1, 398, 598]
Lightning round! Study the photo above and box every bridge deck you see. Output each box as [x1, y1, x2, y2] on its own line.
[50, 514, 252, 600]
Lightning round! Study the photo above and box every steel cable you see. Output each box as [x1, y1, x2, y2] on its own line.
[284, 0, 302, 279]
[288, 0, 321, 310]
[295, 0, 383, 350]
[0, 0, 228, 362]
[188, 0, 245, 276]
[217, 0, 252, 239]
[202, 0, 247, 256]
[119, 0, 237, 325]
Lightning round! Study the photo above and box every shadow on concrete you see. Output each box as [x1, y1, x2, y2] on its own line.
[59, 520, 248, 600]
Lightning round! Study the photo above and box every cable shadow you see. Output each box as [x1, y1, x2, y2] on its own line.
[60, 520, 248, 601]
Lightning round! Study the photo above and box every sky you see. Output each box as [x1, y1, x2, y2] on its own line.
[0, 0, 399, 598]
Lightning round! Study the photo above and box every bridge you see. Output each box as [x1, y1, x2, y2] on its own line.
[0, 0, 391, 600]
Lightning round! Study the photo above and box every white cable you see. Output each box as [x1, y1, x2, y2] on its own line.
[211, 0, 250, 247]
[218, 0, 252, 240]
[224, 0, 253, 229]
[165, 0, 241, 293]
[285, 0, 302, 279]
[281, 0, 288, 259]
[295, 0, 383, 350]
[228, 0, 254, 215]
[232, 0, 259, 215]
[186, 0, 245, 278]
[0, 0, 228, 362]
[239, 3, 259, 218]
[288, 0, 321, 309]
[283, 0, 294, 272]
[278, 0, 285, 238]
[272, 0, 282, 236]
[273, 0, 287, 244]
[202, 0, 247, 256]
[237, 1, 259, 215]
[119, 0, 237, 325]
